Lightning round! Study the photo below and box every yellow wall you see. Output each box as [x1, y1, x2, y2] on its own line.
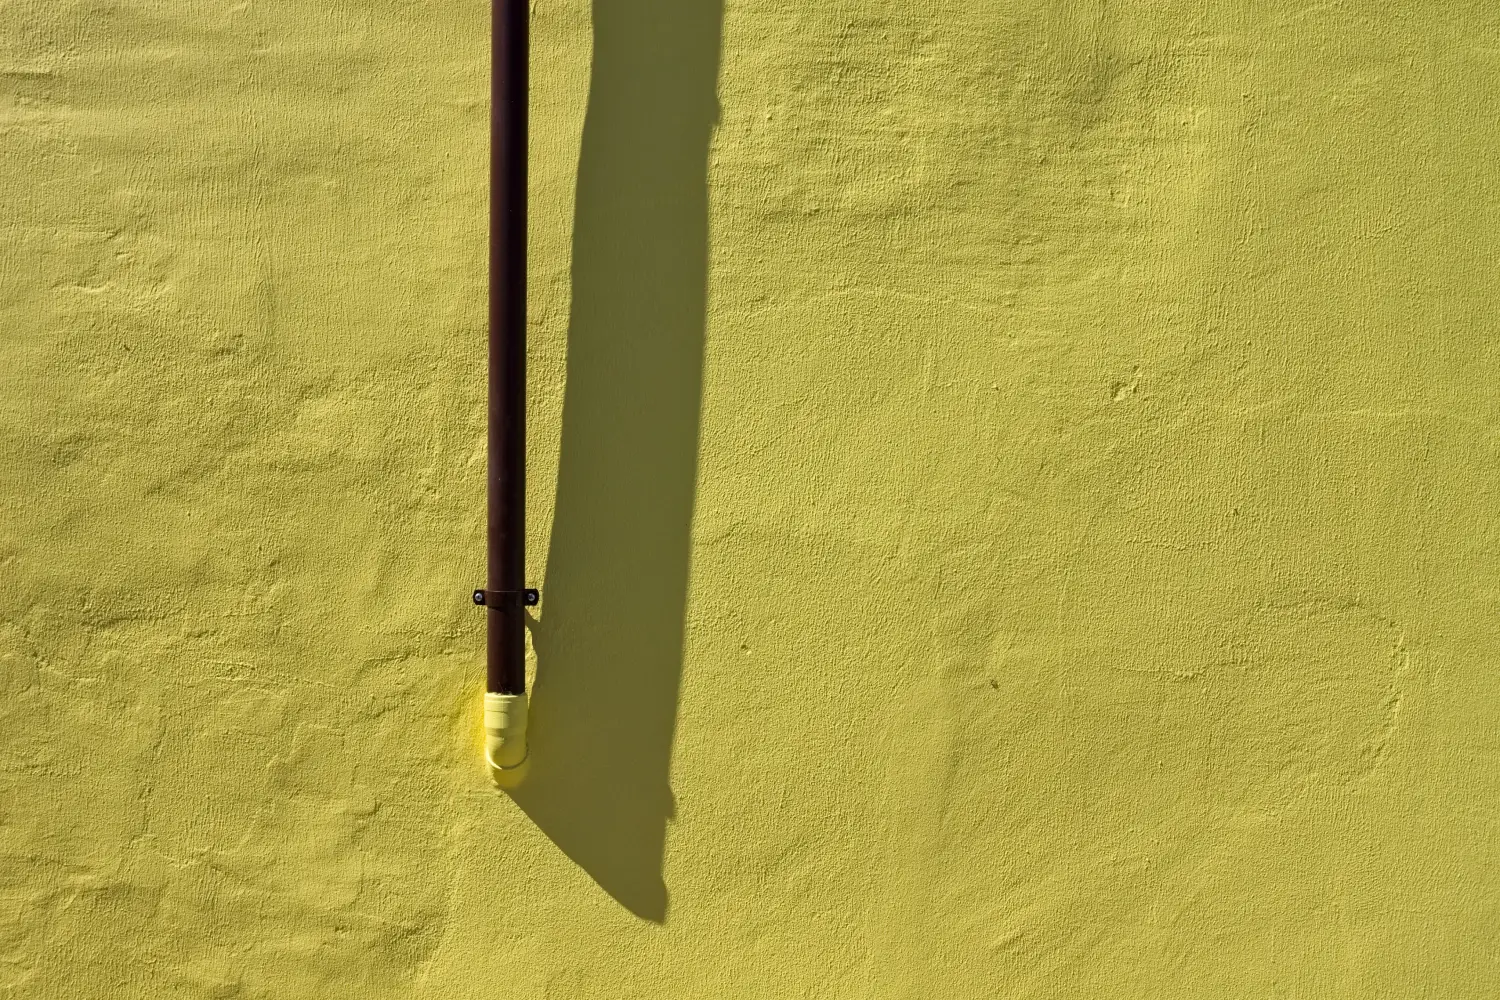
[3, 0, 1499, 995]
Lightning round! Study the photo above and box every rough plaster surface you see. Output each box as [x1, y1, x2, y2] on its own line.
[3, 0, 1500, 996]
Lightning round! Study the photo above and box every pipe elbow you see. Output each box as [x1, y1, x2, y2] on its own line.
[484, 692, 530, 788]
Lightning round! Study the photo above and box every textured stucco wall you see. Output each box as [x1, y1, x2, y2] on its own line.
[3, 0, 1500, 996]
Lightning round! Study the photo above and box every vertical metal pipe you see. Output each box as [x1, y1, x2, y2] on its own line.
[488, 0, 528, 695]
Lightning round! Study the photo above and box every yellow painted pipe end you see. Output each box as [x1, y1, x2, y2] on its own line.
[484, 691, 530, 789]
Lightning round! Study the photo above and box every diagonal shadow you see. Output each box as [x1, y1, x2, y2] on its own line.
[511, 0, 722, 922]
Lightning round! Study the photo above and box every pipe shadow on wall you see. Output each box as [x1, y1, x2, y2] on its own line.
[511, 0, 722, 923]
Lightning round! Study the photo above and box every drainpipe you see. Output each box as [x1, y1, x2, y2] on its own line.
[471, 0, 534, 789]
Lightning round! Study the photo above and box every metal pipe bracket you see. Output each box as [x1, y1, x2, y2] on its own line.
[472, 588, 540, 608]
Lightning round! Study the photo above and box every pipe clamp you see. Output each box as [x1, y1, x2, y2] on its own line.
[472, 588, 540, 608]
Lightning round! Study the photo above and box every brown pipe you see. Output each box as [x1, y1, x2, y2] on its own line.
[486, 0, 529, 696]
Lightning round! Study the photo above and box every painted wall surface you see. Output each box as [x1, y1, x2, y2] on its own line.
[3, 0, 1499, 996]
